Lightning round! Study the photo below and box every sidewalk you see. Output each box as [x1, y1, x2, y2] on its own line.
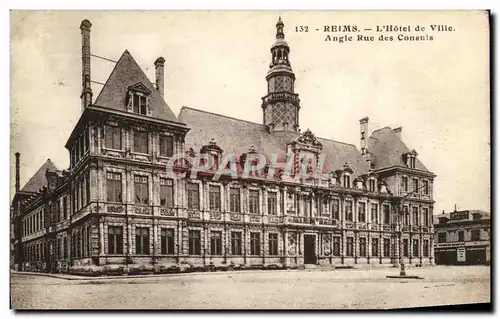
[11, 264, 441, 282]
[11, 268, 300, 281]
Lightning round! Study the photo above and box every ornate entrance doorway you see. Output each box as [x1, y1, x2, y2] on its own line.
[304, 234, 316, 264]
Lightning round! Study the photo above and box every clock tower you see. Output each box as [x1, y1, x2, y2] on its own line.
[262, 17, 301, 133]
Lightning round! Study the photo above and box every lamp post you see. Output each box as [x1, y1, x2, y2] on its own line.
[390, 184, 428, 278]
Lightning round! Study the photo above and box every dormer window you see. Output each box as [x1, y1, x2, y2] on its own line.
[368, 179, 376, 192]
[409, 157, 416, 169]
[343, 175, 351, 188]
[127, 83, 151, 116]
[403, 150, 418, 169]
[133, 94, 147, 115]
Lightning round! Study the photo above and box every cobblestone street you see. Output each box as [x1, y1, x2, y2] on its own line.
[11, 266, 490, 310]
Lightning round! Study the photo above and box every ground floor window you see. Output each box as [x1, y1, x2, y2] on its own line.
[250, 232, 261, 255]
[108, 226, 123, 255]
[359, 237, 367, 257]
[346, 237, 354, 256]
[383, 238, 390, 257]
[231, 232, 242, 255]
[403, 239, 409, 257]
[412, 239, 419, 257]
[371, 238, 379, 257]
[161, 228, 175, 255]
[268, 233, 278, 256]
[332, 237, 340, 256]
[135, 227, 150, 255]
[189, 230, 201, 255]
[423, 240, 429, 257]
[210, 231, 222, 255]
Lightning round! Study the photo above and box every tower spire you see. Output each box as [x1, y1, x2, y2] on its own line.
[261, 17, 301, 133]
[276, 16, 284, 40]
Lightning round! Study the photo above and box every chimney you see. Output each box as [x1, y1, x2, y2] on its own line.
[393, 126, 402, 139]
[15, 152, 20, 193]
[154, 57, 165, 97]
[80, 19, 93, 110]
[359, 117, 369, 154]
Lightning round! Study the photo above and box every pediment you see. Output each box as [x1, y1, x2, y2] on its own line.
[128, 82, 151, 94]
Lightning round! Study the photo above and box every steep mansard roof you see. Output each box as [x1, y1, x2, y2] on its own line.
[20, 159, 58, 193]
[178, 107, 371, 177]
[94, 50, 181, 124]
[368, 127, 431, 172]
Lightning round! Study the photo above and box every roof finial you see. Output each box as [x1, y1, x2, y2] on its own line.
[276, 16, 284, 39]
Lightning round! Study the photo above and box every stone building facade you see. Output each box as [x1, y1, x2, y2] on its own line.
[11, 18, 436, 272]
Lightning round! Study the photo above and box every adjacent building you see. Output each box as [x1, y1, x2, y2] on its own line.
[434, 209, 490, 265]
[11, 18, 436, 273]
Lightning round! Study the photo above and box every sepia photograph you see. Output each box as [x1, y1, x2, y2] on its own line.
[9, 10, 491, 310]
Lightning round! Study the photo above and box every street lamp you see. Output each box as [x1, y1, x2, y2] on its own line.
[390, 184, 428, 278]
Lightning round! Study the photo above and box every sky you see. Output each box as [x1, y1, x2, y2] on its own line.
[10, 10, 490, 214]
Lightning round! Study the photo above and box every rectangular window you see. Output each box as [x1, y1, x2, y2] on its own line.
[372, 238, 379, 257]
[229, 188, 240, 213]
[86, 174, 90, 206]
[250, 232, 261, 255]
[412, 239, 419, 256]
[412, 207, 419, 226]
[369, 179, 376, 192]
[55, 201, 60, 223]
[423, 180, 429, 195]
[187, 183, 199, 210]
[332, 199, 340, 220]
[343, 175, 351, 188]
[209, 185, 221, 211]
[268, 233, 278, 255]
[106, 172, 122, 203]
[160, 178, 174, 208]
[87, 226, 91, 257]
[404, 206, 410, 225]
[135, 227, 150, 255]
[104, 125, 122, 150]
[108, 226, 123, 255]
[423, 208, 429, 227]
[346, 237, 354, 256]
[413, 178, 419, 192]
[62, 237, 67, 259]
[438, 232, 447, 243]
[371, 203, 378, 224]
[358, 202, 366, 223]
[383, 205, 390, 224]
[160, 228, 175, 255]
[249, 190, 259, 214]
[402, 176, 408, 192]
[345, 201, 353, 221]
[133, 94, 147, 115]
[134, 175, 149, 205]
[231, 232, 242, 255]
[471, 229, 480, 241]
[267, 192, 277, 215]
[159, 135, 174, 157]
[359, 237, 367, 257]
[423, 240, 429, 257]
[280, 190, 285, 215]
[403, 239, 409, 257]
[210, 231, 222, 255]
[332, 237, 340, 256]
[189, 230, 201, 255]
[133, 130, 149, 154]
